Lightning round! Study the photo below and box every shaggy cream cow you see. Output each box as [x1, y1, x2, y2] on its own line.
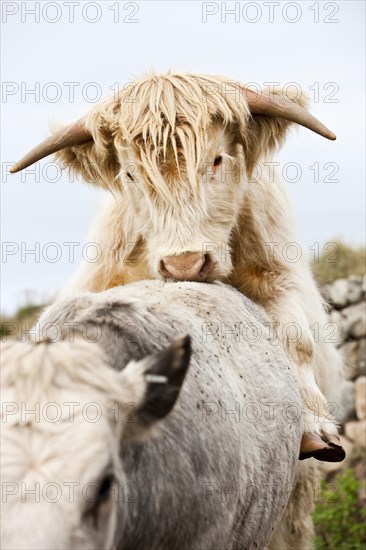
[11, 72, 346, 548]
[11, 72, 345, 458]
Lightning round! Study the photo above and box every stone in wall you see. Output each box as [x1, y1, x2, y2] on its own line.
[342, 302, 366, 339]
[355, 376, 366, 420]
[323, 275, 365, 310]
[342, 339, 366, 380]
[345, 419, 366, 448]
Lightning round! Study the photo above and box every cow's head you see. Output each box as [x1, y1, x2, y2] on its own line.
[1, 334, 191, 550]
[10, 73, 336, 282]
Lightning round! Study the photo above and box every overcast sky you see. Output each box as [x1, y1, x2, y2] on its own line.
[1, 0, 365, 314]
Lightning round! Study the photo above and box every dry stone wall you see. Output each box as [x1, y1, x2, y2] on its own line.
[321, 275, 366, 474]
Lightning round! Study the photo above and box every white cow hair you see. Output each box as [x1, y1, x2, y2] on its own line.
[1, 280, 305, 550]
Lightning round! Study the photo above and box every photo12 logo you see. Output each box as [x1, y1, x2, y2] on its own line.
[201, 2, 340, 24]
[1, 1, 140, 24]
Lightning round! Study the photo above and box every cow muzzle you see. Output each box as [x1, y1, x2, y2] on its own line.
[160, 253, 214, 282]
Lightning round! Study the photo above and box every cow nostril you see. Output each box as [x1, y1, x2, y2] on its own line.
[199, 254, 213, 278]
[160, 260, 170, 275]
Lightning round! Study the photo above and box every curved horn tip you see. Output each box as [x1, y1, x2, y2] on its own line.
[318, 127, 336, 141]
[323, 131, 336, 141]
[9, 164, 20, 174]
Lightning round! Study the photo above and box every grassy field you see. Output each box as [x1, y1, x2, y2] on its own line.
[311, 240, 365, 286]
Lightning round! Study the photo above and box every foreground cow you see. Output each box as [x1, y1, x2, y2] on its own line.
[1, 281, 302, 550]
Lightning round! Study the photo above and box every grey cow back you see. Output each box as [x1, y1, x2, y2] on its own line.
[39, 280, 302, 550]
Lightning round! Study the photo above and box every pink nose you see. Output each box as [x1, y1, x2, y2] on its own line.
[160, 253, 214, 281]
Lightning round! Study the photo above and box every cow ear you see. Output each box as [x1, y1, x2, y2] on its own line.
[53, 108, 121, 192]
[242, 86, 309, 176]
[119, 335, 191, 440]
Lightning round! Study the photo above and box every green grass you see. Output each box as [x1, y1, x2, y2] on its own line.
[313, 468, 366, 549]
[0, 304, 45, 339]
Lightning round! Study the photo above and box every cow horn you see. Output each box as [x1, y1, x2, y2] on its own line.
[242, 87, 336, 141]
[9, 117, 93, 174]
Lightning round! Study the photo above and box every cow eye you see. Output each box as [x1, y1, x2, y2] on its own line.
[126, 172, 134, 182]
[96, 474, 115, 504]
[213, 155, 222, 167]
[84, 473, 115, 529]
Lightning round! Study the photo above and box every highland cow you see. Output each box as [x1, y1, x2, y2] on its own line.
[11, 72, 347, 548]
